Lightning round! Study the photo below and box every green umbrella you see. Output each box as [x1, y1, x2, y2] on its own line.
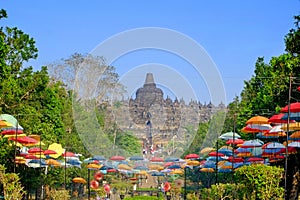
[0, 114, 23, 129]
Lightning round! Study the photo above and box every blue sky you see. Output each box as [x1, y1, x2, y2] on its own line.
[1, 1, 300, 104]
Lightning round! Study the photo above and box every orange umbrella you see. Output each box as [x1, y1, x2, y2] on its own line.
[46, 159, 61, 167]
[200, 168, 214, 172]
[87, 163, 101, 170]
[246, 116, 270, 124]
[289, 131, 300, 139]
[0, 120, 13, 128]
[72, 177, 87, 184]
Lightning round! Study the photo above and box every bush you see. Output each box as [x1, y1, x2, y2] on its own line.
[235, 164, 284, 200]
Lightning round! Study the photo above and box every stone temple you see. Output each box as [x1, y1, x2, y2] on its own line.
[111, 73, 225, 157]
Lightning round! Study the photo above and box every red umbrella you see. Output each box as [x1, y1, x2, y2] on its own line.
[107, 168, 118, 173]
[43, 149, 57, 155]
[110, 155, 125, 161]
[184, 154, 200, 159]
[208, 152, 225, 157]
[227, 156, 244, 163]
[1, 129, 23, 135]
[28, 147, 43, 154]
[24, 154, 39, 159]
[226, 139, 244, 145]
[247, 157, 264, 162]
[150, 157, 164, 162]
[281, 102, 300, 113]
[62, 151, 76, 157]
[9, 136, 38, 144]
[268, 113, 293, 124]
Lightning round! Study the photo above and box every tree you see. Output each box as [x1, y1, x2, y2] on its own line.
[285, 15, 300, 57]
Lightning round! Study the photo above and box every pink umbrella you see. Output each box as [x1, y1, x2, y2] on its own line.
[10, 136, 38, 144]
[150, 157, 164, 162]
[28, 147, 43, 154]
[110, 155, 125, 161]
[184, 154, 200, 159]
[62, 151, 76, 157]
[43, 149, 57, 155]
[226, 139, 244, 145]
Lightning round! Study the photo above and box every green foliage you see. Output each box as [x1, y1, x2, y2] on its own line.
[200, 183, 251, 200]
[115, 130, 142, 156]
[184, 123, 208, 155]
[235, 164, 284, 200]
[285, 15, 300, 57]
[44, 187, 71, 200]
[0, 164, 26, 200]
[124, 196, 164, 200]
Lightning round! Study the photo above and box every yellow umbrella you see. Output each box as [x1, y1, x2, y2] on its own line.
[187, 160, 199, 166]
[170, 169, 183, 175]
[200, 147, 215, 154]
[118, 164, 132, 170]
[28, 134, 41, 141]
[48, 143, 64, 159]
[282, 122, 300, 131]
[3, 134, 26, 138]
[136, 170, 148, 175]
[148, 164, 163, 170]
[0, 120, 13, 128]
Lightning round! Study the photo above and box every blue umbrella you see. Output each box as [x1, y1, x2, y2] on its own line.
[151, 172, 165, 177]
[134, 166, 149, 171]
[93, 155, 106, 161]
[281, 112, 300, 121]
[129, 156, 144, 161]
[167, 164, 181, 169]
[164, 157, 180, 162]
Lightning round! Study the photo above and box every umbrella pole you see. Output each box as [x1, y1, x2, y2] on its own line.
[284, 75, 292, 199]
[13, 114, 19, 173]
[87, 168, 90, 200]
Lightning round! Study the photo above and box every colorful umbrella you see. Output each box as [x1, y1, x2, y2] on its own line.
[268, 113, 290, 124]
[0, 120, 13, 128]
[246, 116, 270, 124]
[0, 114, 23, 129]
[281, 112, 300, 121]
